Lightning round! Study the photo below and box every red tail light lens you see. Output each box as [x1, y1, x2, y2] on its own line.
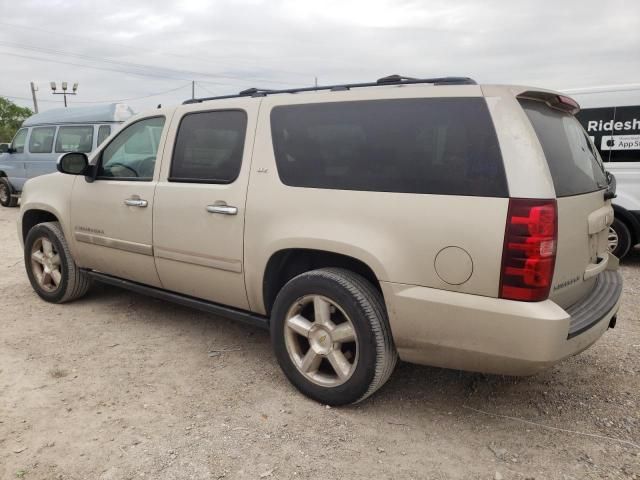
[499, 198, 557, 301]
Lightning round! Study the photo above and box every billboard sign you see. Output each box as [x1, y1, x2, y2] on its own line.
[576, 106, 640, 162]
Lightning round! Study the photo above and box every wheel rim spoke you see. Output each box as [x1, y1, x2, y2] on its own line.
[608, 228, 618, 251]
[50, 254, 61, 266]
[331, 323, 356, 344]
[299, 349, 322, 373]
[327, 350, 352, 380]
[287, 314, 313, 338]
[313, 296, 332, 326]
[31, 250, 46, 265]
[42, 238, 53, 256]
[50, 269, 62, 286]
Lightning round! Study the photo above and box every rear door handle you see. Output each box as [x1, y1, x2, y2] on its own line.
[206, 204, 238, 215]
[124, 198, 148, 208]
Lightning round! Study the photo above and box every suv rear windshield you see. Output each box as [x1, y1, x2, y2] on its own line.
[519, 99, 607, 197]
[270, 98, 507, 197]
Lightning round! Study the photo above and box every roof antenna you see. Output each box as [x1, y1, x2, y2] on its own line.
[157, 104, 162, 109]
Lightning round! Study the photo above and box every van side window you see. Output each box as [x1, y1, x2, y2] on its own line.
[270, 98, 508, 197]
[98, 116, 165, 181]
[169, 110, 247, 184]
[11, 128, 28, 153]
[28, 126, 56, 153]
[97, 125, 111, 146]
[55, 126, 94, 153]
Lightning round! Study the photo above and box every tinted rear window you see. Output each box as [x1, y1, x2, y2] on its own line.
[270, 98, 507, 197]
[520, 99, 607, 197]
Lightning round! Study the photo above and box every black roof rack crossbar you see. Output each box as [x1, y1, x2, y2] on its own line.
[183, 75, 477, 104]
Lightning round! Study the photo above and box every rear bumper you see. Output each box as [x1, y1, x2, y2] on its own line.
[381, 270, 622, 375]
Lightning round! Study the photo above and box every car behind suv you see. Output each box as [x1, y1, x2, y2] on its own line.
[0, 103, 134, 207]
[18, 76, 622, 405]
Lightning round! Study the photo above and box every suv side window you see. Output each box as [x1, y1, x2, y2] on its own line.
[169, 110, 247, 183]
[97, 116, 165, 181]
[55, 125, 94, 153]
[270, 98, 508, 197]
[28, 126, 56, 153]
[11, 128, 28, 153]
[97, 125, 111, 146]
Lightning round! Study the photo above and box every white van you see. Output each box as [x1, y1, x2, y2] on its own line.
[0, 103, 134, 207]
[576, 104, 640, 258]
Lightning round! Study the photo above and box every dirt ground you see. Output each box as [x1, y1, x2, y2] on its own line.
[0, 206, 638, 480]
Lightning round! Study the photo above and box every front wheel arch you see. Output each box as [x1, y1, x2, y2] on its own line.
[22, 209, 59, 242]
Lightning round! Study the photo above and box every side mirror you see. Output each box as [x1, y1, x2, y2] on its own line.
[0, 144, 8, 154]
[57, 152, 89, 175]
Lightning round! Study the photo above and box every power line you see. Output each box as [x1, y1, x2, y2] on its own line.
[0, 22, 309, 81]
[0, 49, 243, 86]
[1, 82, 192, 105]
[195, 81, 218, 96]
[0, 40, 301, 87]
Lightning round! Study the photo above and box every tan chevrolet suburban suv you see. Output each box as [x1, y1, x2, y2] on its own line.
[17, 75, 623, 405]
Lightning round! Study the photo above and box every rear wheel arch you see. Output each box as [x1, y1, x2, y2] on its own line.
[262, 248, 382, 316]
[22, 209, 60, 241]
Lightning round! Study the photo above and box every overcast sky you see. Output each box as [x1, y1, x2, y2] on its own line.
[1, 0, 639, 114]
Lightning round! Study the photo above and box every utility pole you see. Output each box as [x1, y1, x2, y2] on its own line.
[29, 82, 39, 113]
[192, 80, 195, 100]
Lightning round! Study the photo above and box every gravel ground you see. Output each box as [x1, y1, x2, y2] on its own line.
[0, 205, 638, 480]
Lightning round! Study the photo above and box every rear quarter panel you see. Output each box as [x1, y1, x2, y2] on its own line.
[244, 86, 509, 314]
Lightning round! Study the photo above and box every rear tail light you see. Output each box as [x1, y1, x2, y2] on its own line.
[499, 198, 557, 301]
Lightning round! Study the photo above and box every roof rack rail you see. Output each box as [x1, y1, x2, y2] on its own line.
[183, 74, 477, 104]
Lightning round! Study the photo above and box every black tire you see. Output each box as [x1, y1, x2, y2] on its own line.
[24, 221, 91, 303]
[609, 218, 632, 259]
[270, 268, 397, 405]
[0, 177, 18, 207]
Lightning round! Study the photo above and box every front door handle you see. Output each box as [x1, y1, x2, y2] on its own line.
[206, 204, 238, 215]
[124, 197, 148, 208]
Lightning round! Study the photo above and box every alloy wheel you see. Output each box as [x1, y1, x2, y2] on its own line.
[30, 236, 62, 292]
[0, 183, 8, 203]
[607, 226, 619, 253]
[284, 295, 359, 387]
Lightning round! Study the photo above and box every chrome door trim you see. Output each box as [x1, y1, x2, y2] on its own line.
[154, 246, 242, 273]
[74, 231, 153, 256]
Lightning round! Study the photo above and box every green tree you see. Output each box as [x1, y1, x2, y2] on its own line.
[0, 97, 33, 143]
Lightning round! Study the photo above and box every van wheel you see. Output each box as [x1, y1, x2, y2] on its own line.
[270, 268, 397, 405]
[24, 222, 91, 303]
[608, 218, 631, 259]
[0, 178, 18, 207]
